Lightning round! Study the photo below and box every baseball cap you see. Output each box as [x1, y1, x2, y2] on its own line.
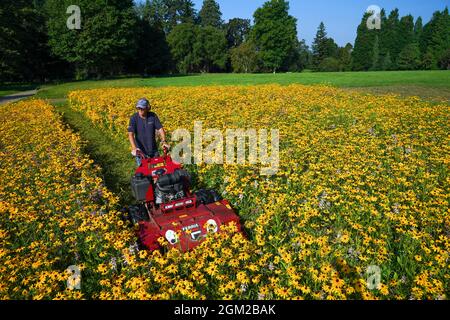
[136, 98, 150, 109]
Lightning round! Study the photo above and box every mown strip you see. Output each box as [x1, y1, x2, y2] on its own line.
[53, 102, 136, 206]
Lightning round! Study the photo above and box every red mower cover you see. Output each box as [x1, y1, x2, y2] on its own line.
[128, 148, 242, 252]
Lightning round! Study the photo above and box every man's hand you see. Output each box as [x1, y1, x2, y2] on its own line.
[160, 141, 170, 151]
[131, 148, 142, 157]
[157, 128, 169, 151]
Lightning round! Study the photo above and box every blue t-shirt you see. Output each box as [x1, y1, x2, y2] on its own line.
[128, 112, 163, 156]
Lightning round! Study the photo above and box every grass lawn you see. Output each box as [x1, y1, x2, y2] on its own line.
[35, 70, 450, 102]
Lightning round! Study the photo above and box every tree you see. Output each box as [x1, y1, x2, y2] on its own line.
[397, 15, 415, 59]
[318, 57, 341, 72]
[324, 38, 339, 58]
[421, 49, 436, 70]
[381, 52, 393, 70]
[0, 0, 57, 82]
[380, 9, 401, 69]
[414, 17, 423, 43]
[225, 18, 251, 48]
[397, 43, 421, 70]
[132, 1, 171, 75]
[370, 35, 380, 71]
[230, 41, 258, 73]
[199, 0, 223, 28]
[338, 43, 353, 71]
[295, 39, 312, 71]
[420, 8, 450, 70]
[251, 0, 298, 73]
[438, 48, 450, 70]
[167, 22, 198, 73]
[162, 0, 197, 33]
[141, 0, 166, 25]
[352, 12, 378, 71]
[311, 22, 328, 69]
[193, 26, 228, 72]
[45, 0, 138, 79]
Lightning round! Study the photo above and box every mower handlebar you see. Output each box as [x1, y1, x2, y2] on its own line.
[136, 146, 170, 160]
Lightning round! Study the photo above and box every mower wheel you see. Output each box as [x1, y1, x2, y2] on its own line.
[126, 204, 150, 224]
[195, 189, 223, 205]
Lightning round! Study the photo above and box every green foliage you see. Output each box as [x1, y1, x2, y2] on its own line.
[292, 39, 312, 72]
[168, 23, 227, 73]
[162, 0, 197, 33]
[420, 8, 450, 70]
[351, 6, 450, 72]
[381, 52, 393, 71]
[199, 0, 223, 28]
[167, 22, 198, 73]
[45, 0, 138, 79]
[381, 9, 401, 68]
[370, 36, 381, 71]
[225, 18, 251, 49]
[317, 57, 341, 72]
[421, 49, 437, 70]
[133, 1, 171, 74]
[311, 22, 328, 69]
[312, 22, 350, 72]
[1, 1, 448, 81]
[397, 15, 416, 56]
[414, 17, 423, 42]
[230, 41, 259, 73]
[338, 43, 353, 71]
[352, 7, 446, 72]
[397, 43, 422, 70]
[352, 13, 379, 71]
[438, 48, 450, 69]
[0, 0, 55, 82]
[193, 26, 228, 72]
[251, 0, 298, 73]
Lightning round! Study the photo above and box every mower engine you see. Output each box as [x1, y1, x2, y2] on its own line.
[154, 169, 190, 204]
[127, 149, 241, 252]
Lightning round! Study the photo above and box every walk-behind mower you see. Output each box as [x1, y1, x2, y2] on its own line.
[125, 148, 241, 252]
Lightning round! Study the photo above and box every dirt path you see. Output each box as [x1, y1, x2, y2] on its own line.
[0, 90, 38, 105]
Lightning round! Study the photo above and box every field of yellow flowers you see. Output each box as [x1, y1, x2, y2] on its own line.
[68, 85, 449, 300]
[0, 84, 448, 300]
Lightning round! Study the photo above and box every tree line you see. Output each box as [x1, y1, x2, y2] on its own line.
[0, 0, 449, 83]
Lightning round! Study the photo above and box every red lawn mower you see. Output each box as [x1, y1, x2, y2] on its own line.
[125, 148, 242, 252]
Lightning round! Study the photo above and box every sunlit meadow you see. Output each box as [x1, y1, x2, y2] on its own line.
[0, 84, 448, 300]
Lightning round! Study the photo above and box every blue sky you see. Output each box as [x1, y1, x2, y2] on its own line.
[135, 1, 448, 47]
[189, 0, 448, 47]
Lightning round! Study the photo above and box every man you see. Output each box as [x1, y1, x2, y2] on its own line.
[128, 98, 170, 166]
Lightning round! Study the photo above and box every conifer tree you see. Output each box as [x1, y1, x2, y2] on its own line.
[199, 0, 223, 28]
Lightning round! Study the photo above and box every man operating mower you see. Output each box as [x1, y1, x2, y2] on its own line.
[128, 98, 170, 167]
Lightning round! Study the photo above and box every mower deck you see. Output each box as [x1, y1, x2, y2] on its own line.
[128, 150, 242, 252]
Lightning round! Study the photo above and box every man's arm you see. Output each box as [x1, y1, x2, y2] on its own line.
[128, 132, 138, 151]
[129, 132, 143, 157]
[157, 128, 170, 149]
[128, 116, 140, 155]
